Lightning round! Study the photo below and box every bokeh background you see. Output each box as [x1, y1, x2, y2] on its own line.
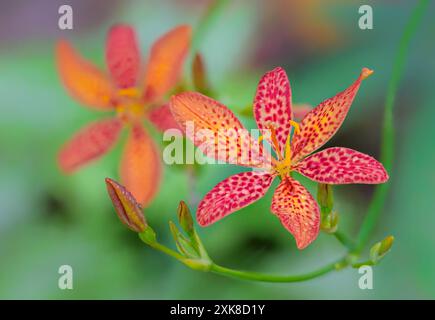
[1, 0, 434, 299]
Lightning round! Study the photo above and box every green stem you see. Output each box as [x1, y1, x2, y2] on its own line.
[150, 242, 186, 261]
[352, 260, 375, 268]
[149, 239, 349, 283]
[355, 0, 429, 253]
[210, 257, 346, 283]
[334, 230, 355, 250]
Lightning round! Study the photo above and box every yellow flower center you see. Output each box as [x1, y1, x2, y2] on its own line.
[115, 87, 146, 123]
[266, 120, 300, 179]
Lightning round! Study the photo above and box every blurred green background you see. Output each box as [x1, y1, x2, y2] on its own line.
[0, 0, 434, 299]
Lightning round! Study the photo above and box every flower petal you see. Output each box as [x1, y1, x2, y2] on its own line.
[56, 40, 114, 109]
[120, 125, 162, 206]
[170, 92, 271, 168]
[295, 147, 389, 184]
[58, 118, 122, 173]
[197, 171, 274, 226]
[292, 103, 312, 120]
[271, 177, 320, 249]
[148, 103, 180, 131]
[291, 68, 373, 163]
[106, 24, 141, 88]
[254, 67, 292, 156]
[143, 25, 191, 103]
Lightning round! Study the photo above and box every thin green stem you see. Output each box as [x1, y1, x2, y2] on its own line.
[352, 260, 375, 269]
[209, 257, 346, 283]
[334, 230, 355, 250]
[148, 238, 349, 283]
[150, 242, 186, 261]
[355, 0, 429, 253]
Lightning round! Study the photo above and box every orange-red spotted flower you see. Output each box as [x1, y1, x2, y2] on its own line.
[170, 67, 389, 249]
[57, 24, 191, 205]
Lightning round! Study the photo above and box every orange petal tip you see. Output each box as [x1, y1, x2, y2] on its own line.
[361, 68, 374, 80]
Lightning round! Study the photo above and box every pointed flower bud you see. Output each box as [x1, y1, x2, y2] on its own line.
[169, 221, 200, 258]
[370, 235, 394, 264]
[192, 52, 210, 94]
[177, 201, 194, 235]
[317, 183, 334, 213]
[321, 211, 339, 233]
[105, 178, 146, 233]
[318, 183, 337, 233]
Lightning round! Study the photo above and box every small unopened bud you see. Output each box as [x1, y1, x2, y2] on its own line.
[177, 201, 194, 235]
[321, 211, 339, 233]
[192, 53, 209, 94]
[317, 183, 333, 212]
[105, 178, 146, 233]
[169, 221, 199, 258]
[370, 235, 394, 264]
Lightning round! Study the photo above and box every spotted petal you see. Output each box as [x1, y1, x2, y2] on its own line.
[254, 67, 292, 156]
[296, 147, 389, 184]
[197, 171, 274, 226]
[291, 68, 373, 163]
[293, 103, 312, 120]
[170, 92, 271, 168]
[106, 24, 141, 88]
[148, 103, 180, 131]
[56, 40, 114, 109]
[271, 178, 320, 249]
[120, 125, 162, 206]
[58, 118, 122, 173]
[143, 25, 191, 103]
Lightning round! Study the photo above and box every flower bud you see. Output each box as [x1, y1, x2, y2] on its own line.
[370, 235, 394, 264]
[317, 183, 333, 213]
[105, 178, 146, 233]
[192, 52, 210, 94]
[177, 201, 194, 235]
[169, 221, 200, 258]
[321, 211, 339, 233]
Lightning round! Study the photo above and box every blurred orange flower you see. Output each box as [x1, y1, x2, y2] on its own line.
[57, 24, 191, 205]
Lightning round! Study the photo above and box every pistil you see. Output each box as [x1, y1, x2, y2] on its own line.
[273, 120, 301, 179]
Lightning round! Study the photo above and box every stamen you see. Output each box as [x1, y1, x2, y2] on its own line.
[282, 120, 300, 166]
[283, 132, 291, 166]
[118, 87, 140, 98]
[267, 124, 282, 159]
[289, 120, 300, 135]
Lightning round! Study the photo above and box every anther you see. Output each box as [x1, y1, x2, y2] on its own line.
[118, 87, 140, 98]
[289, 120, 300, 135]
